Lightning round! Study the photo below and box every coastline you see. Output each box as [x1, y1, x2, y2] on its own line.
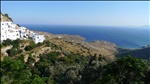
[22, 25, 149, 49]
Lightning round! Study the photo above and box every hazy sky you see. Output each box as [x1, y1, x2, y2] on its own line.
[1, 1, 149, 26]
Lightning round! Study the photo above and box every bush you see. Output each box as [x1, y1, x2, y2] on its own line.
[25, 45, 33, 51]
[18, 49, 23, 53]
[0, 43, 4, 48]
[3, 39, 21, 49]
[6, 49, 23, 56]
[3, 39, 12, 46]
[6, 49, 18, 56]
[25, 41, 36, 51]
[4, 13, 13, 22]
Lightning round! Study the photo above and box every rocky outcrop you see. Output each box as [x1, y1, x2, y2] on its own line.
[1, 13, 12, 22]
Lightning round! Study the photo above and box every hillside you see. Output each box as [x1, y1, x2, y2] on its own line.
[1, 13, 13, 22]
[1, 12, 118, 62]
[116, 47, 150, 59]
[1, 12, 150, 84]
[0, 13, 20, 28]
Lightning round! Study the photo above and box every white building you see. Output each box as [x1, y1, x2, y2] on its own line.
[1, 21, 21, 41]
[18, 27, 28, 39]
[30, 33, 45, 44]
[7, 28, 20, 40]
[1, 22, 8, 41]
[1, 22, 19, 41]
[1, 21, 16, 28]
[1, 21, 45, 44]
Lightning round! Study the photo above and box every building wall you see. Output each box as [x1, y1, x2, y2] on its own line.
[1, 23, 8, 41]
[1, 22, 19, 41]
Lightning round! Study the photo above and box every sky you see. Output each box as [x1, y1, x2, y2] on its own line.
[1, 1, 150, 26]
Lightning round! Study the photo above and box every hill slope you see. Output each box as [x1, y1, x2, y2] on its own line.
[1, 13, 13, 22]
[1, 12, 118, 62]
[117, 47, 150, 59]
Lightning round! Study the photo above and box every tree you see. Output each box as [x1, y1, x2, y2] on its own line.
[1, 56, 31, 84]
[96, 56, 147, 84]
[81, 55, 104, 84]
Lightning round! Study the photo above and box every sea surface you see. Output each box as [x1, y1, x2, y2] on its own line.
[22, 24, 150, 49]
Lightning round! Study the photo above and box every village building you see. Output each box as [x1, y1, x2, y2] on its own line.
[1, 21, 19, 41]
[1, 21, 45, 44]
[32, 34, 45, 44]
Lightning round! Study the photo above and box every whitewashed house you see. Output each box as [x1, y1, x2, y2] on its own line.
[1, 22, 20, 41]
[30, 33, 45, 44]
[18, 27, 28, 39]
[7, 28, 20, 40]
[1, 21, 16, 28]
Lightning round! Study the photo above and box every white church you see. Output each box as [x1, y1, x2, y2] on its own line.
[0, 21, 45, 44]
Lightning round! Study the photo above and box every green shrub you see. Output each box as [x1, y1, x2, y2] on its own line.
[0, 43, 4, 48]
[25, 41, 36, 51]
[6, 49, 18, 56]
[3, 39, 12, 46]
[18, 49, 23, 53]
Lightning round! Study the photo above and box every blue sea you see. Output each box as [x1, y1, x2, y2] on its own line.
[22, 25, 150, 49]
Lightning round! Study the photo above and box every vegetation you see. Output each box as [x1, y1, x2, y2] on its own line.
[0, 43, 4, 48]
[17, 24, 21, 27]
[117, 47, 150, 59]
[96, 56, 147, 84]
[2, 39, 21, 48]
[25, 40, 36, 51]
[4, 13, 13, 22]
[1, 51, 150, 84]
[2, 39, 23, 56]
[6, 49, 23, 56]
[1, 39, 150, 84]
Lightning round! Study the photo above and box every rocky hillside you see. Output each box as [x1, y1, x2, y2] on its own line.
[0, 13, 20, 28]
[35, 31, 118, 59]
[1, 12, 118, 63]
[1, 13, 13, 22]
